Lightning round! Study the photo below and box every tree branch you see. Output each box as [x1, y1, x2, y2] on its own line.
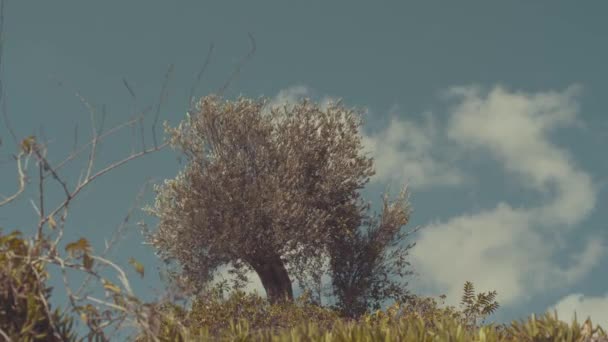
[217, 32, 256, 96]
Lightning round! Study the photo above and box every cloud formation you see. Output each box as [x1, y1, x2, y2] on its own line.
[445, 85, 593, 226]
[408, 84, 602, 309]
[361, 108, 466, 189]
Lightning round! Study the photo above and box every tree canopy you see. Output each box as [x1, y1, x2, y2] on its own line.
[145, 95, 418, 317]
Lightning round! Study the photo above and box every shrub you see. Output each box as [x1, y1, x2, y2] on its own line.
[0, 229, 77, 341]
[137, 286, 345, 340]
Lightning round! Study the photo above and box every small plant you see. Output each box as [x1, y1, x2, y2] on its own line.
[459, 280, 500, 330]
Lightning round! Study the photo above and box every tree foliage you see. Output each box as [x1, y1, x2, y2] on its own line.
[325, 186, 420, 318]
[145, 95, 420, 317]
[0, 230, 77, 341]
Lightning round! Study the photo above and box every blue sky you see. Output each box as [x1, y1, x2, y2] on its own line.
[2, 0, 608, 332]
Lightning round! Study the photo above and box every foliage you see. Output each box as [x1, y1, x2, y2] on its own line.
[325, 186, 420, 319]
[460, 280, 500, 330]
[136, 285, 344, 341]
[0, 226, 175, 341]
[242, 310, 607, 342]
[0, 229, 77, 341]
[501, 310, 607, 341]
[191, 288, 342, 335]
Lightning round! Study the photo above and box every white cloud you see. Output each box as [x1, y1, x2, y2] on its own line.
[408, 85, 602, 309]
[264, 85, 311, 111]
[361, 108, 466, 189]
[445, 84, 594, 226]
[263, 85, 337, 114]
[410, 203, 540, 305]
[549, 293, 608, 329]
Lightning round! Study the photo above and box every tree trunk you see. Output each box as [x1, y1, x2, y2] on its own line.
[247, 251, 293, 304]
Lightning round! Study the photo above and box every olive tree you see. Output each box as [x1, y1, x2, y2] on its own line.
[145, 95, 420, 314]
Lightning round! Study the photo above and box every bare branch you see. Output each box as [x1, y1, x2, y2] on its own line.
[122, 78, 136, 100]
[38, 157, 44, 219]
[73, 179, 155, 299]
[85, 296, 128, 313]
[34, 146, 71, 198]
[0, 152, 27, 206]
[29, 198, 40, 216]
[31, 145, 72, 238]
[99, 104, 107, 135]
[54, 106, 151, 173]
[122, 77, 147, 154]
[72, 123, 78, 154]
[152, 64, 174, 149]
[139, 113, 145, 152]
[188, 43, 214, 108]
[90, 255, 134, 296]
[217, 32, 256, 96]
[53, 256, 81, 319]
[40, 142, 167, 229]
[77, 91, 99, 181]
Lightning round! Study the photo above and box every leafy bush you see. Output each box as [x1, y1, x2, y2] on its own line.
[192, 288, 342, 335]
[0, 229, 77, 341]
[137, 285, 345, 340]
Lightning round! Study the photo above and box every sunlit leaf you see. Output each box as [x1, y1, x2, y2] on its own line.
[128, 257, 144, 278]
[20, 135, 36, 154]
[48, 215, 57, 230]
[102, 280, 121, 294]
[83, 252, 94, 270]
[65, 238, 91, 257]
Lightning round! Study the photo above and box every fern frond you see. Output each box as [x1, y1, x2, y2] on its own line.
[460, 281, 475, 307]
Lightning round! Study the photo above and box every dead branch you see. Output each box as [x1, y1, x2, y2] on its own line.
[189, 43, 215, 108]
[217, 32, 256, 96]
